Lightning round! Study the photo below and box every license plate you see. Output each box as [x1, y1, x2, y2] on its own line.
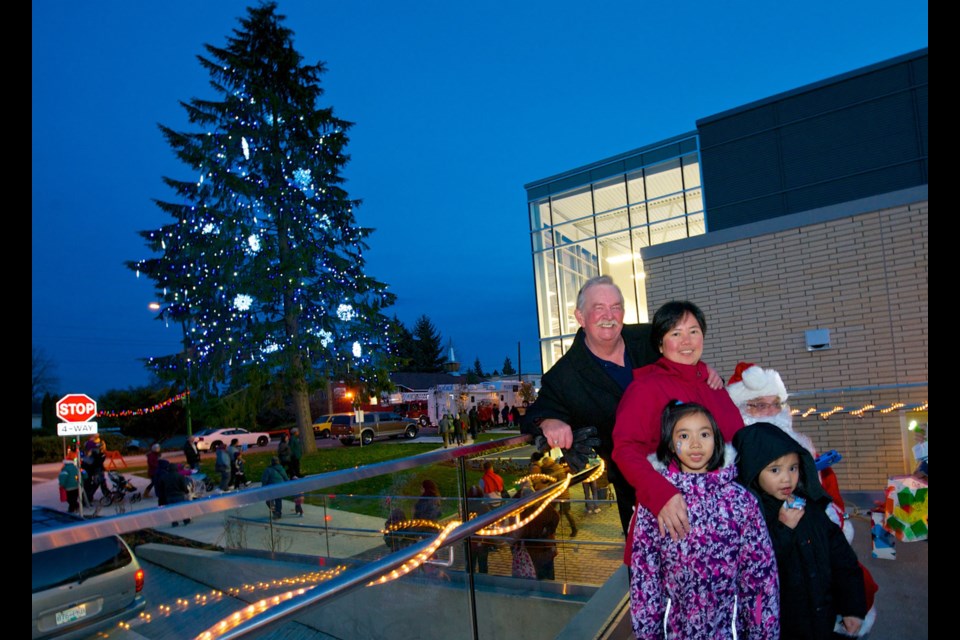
[55, 603, 87, 626]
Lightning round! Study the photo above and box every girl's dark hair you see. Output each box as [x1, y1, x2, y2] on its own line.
[651, 300, 707, 350]
[749, 452, 810, 499]
[656, 400, 725, 471]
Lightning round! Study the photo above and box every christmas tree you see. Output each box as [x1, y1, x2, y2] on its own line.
[127, 2, 396, 452]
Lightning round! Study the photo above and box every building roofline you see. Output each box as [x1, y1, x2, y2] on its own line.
[523, 130, 698, 192]
[696, 47, 928, 127]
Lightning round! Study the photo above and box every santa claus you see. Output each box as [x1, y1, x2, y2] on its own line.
[727, 362, 878, 636]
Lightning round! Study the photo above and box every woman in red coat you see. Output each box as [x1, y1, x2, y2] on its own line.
[612, 300, 744, 545]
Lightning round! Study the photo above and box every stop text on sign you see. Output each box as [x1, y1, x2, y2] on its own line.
[58, 402, 96, 418]
[56, 393, 98, 423]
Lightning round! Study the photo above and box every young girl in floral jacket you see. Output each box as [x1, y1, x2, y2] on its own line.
[628, 401, 780, 639]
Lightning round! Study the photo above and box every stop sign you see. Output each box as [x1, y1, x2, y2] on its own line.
[56, 393, 98, 423]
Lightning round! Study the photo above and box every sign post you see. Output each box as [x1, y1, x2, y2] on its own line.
[56, 393, 97, 519]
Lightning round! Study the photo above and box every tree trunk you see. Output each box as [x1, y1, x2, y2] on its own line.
[292, 384, 315, 454]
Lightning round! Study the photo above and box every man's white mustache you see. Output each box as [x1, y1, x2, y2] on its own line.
[595, 321, 620, 328]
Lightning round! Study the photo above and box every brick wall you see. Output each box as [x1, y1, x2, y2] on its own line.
[643, 200, 928, 490]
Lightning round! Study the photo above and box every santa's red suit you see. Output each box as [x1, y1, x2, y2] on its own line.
[727, 362, 878, 636]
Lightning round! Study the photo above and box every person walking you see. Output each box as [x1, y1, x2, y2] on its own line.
[439, 414, 452, 448]
[81, 440, 107, 505]
[288, 428, 303, 478]
[214, 442, 232, 492]
[260, 456, 290, 519]
[156, 459, 192, 526]
[465, 485, 495, 574]
[142, 443, 161, 498]
[58, 457, 83, 514]
[539, 454, 577, 537]
[183, 436, 201, 472]
[413, 479, 442, 522]
[277, 433, 293, 476]
[512, 481, 560, 580]
[227, 438, 240, 487]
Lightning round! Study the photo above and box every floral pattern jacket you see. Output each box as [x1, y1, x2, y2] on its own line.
[629, 448, 780, 639]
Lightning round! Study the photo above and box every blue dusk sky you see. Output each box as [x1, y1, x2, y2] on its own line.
[32, 1, 928, 400]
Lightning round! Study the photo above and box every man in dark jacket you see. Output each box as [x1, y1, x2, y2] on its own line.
[156, 459, 192, 526]
[522, 276, 659, 534]
[261, 456, 290, 518]
[183, 436, 201, 471]
[523, 275, 722, 534]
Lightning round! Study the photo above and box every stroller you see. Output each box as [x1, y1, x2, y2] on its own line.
[99, 470, 142, 506]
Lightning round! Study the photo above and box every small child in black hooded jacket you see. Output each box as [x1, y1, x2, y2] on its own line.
[734, 422, 867, 639]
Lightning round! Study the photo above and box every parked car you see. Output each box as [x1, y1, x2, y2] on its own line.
[312, 414, 334, 439]
[32, 506, 146, 639]
[193, 427, 271, 451]
[331, 411, 419, 446]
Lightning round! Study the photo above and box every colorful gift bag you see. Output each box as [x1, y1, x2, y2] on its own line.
[883, 475, 928, 542]
[871, 510, 896, 559]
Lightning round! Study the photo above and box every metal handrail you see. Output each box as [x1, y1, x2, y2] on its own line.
[207, 462, 599, 640]
[32, 433, 530, 553]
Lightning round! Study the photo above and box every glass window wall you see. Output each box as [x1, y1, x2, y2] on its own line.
[529, 142, 706, 372]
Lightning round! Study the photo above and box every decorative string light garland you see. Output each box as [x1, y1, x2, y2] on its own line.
[96, 391, 190, 418]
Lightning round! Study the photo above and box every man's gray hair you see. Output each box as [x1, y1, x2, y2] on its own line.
[576, 275, 624, 311]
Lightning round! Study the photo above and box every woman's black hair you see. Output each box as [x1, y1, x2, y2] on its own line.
[656, 400, 725, 472]
[650, 300, 707, 350]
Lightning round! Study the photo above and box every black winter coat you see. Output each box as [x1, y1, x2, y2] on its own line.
[735, 423, 867, 639]
[521, 324, 657, 463]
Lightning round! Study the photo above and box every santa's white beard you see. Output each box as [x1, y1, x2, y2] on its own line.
[741, 406, 793, 430]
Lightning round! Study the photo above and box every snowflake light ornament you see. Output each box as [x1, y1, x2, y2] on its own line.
[234, 294, 253, 311]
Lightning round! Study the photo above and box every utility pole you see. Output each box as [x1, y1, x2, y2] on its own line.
[517, 341, 521, 382]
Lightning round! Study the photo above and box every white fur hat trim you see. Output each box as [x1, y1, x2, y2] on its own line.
[726, 364, 788, 406]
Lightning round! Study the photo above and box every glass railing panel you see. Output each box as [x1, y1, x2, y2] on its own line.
[33, 434, 631, 639]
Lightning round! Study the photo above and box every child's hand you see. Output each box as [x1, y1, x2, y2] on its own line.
[839, 616, 862, 636]
[778, 504, 804, 529]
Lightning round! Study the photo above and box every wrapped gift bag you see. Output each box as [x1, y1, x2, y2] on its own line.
[871, 510, 896, 559]
[883, 475, 928, 542]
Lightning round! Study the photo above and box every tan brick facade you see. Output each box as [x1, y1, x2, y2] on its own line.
[643, 200, 928, 491]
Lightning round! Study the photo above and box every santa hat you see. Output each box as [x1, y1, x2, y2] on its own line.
[726, 362, 788, 406]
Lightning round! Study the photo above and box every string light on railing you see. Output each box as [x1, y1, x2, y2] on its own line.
[194, 587, 311, 640]
[819, 406, 844, 420]
[368, 521, 460, 586]
[791, 400, 927, 419]
[880, 402, 905, 414]
[369, 468, 582, 586]
[850, 404, 875, 417]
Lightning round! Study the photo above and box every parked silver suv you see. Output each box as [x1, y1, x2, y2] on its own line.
[32, 506, 146, 639]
